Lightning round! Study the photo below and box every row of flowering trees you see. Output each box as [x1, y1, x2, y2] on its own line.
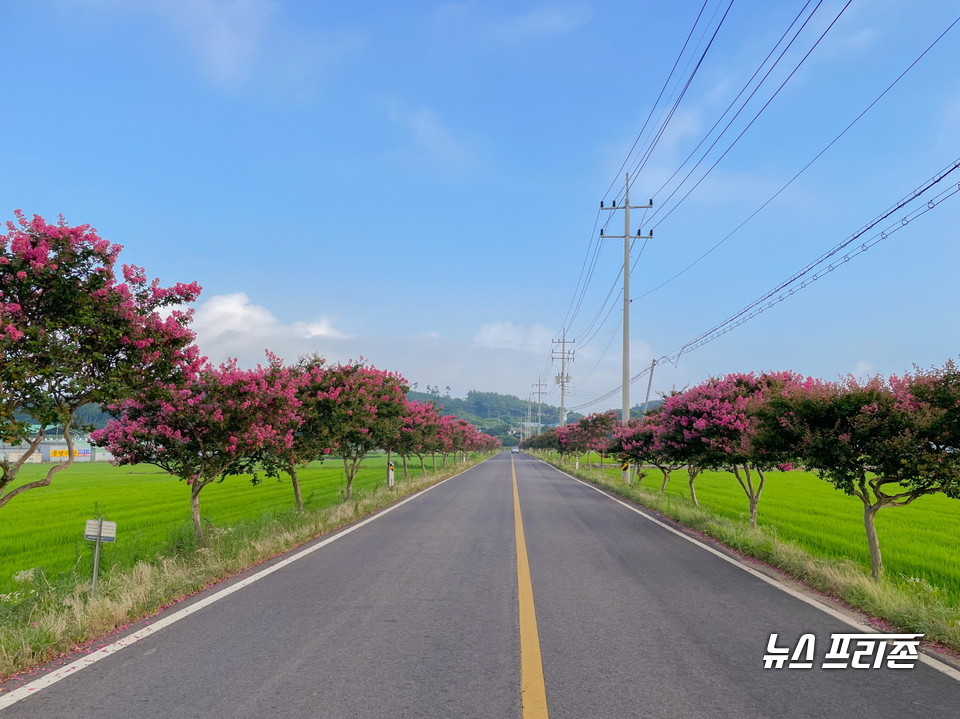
[1, 212, 498, 546]
[91, 354, 498, 545]
[525, 365, 960, 579]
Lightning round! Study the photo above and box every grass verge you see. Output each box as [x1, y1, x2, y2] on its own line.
[537, 453, 960, 657]
[0, 455, 489, 681]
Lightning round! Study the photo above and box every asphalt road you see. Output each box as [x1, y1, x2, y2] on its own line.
[3, 452, 959, 718]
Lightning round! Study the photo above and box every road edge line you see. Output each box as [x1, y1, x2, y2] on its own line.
[538, 458, 960, 683]
[0, 461, 485, 711]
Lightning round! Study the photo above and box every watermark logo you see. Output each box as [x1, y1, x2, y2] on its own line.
[763, 633, 923, 670]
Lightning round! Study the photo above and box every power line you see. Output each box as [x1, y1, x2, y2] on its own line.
[662, 160, 960, 361]
[635, 11, 960, 300]
[559, 0, 716, 336]
[601, 0, 713, 201]
[647, 0, 821, 203]
[615, 0, 736, 203]
[644, 0, 852, 230]
[568, 158, 960, 410]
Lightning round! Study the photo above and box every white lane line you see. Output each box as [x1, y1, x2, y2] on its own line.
[537, 459, 960, 683]
[0, 464, 482, 711]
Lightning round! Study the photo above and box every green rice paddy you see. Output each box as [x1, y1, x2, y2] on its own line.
[600, 462, 960, 602]
[0, 456, 437, 594]
[4, 455, 960, 606]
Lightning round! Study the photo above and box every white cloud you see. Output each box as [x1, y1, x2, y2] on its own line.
[192, 292, 345, 361]
[434, 2, 588, 46]
[385, 100, 478, 176]
[491, 4, 590, 42]
[153, 0, 276, 86]
[63, 0, 361, 96]
[472, 321, 554, 353]
[188, 298, 563, 399]
[851, 360, 877, 378]
[291, 318, 344, 339]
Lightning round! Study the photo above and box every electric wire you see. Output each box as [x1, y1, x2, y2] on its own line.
[554, 0, 735, 381]
[601, 0, 713, 201]
[610, 0, 736, 207]
[646, 0, 820, 203]
[634, 12, 960, 300]
[644, 0, 853, 230]
[569, 158, 960, 410]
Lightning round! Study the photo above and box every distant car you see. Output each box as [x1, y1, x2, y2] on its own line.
[511, 447, 520, 454]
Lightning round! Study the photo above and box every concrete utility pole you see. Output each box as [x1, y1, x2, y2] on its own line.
[642, 358, 658, 416]
[601, 173, 652, 480]
[525, 396, 532, 443]
[552, 332, 575, 426]
[532, 378, 547, 436]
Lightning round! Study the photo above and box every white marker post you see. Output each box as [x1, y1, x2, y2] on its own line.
[84, 519, 117, 597]
[388, 461, 395, 490]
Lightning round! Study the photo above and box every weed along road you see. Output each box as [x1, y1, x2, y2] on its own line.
[3, 453, 960, 718]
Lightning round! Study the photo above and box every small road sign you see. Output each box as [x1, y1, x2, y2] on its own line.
[84, 519, 117, 542]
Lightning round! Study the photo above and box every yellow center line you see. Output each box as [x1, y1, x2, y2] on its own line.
[512, 456, 549, 718]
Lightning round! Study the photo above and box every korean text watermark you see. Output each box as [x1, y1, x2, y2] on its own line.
[764, 633, 923, 670]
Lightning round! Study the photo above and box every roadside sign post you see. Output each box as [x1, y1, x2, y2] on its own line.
[84, 519, 117, 597]
[388, 461, 395, 490]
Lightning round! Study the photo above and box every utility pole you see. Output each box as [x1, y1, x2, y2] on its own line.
[552, 332, 575, 426]
[525, 396, 532, 444]
[532, 378, 547, 436]
[642, 358, 658, 416]
[601, 173, 652, 480]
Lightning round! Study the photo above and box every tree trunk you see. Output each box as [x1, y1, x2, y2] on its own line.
[688, 466, 700, 507]
[733, 464, 764, 527]
[0, 449, 73, 508]
[289, 463, 304, 513]
[659, 467, 670, 494]
[418, 454, 426, 476]
[863, 503, 884, 579]
[191, 485, 205, 547]
[342, 456, 354, 500]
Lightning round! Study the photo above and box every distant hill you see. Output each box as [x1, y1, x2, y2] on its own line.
[405, 388, 661, 446]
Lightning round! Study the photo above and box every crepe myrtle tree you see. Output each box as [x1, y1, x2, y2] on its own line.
[403, 400, 443, 476]
[655, 372, 806, 526]
[554, 422, 586, 467]
[243, 352, 330, 513]
[0, 211, 200, 509]
[762, 362, 960, 578]
[311, 360, 409, 499]
[615, 414, 683, 491]
[578, 410, 620, 466]
[444, 417, 498, 459]
[522, 427, 560, 453]
[92, 359, 301, 546]
[644, 389, 708, 506]
[435, 415, 462, 467]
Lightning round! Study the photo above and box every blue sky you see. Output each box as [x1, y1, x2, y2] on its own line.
[4, 0, 959, 414]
